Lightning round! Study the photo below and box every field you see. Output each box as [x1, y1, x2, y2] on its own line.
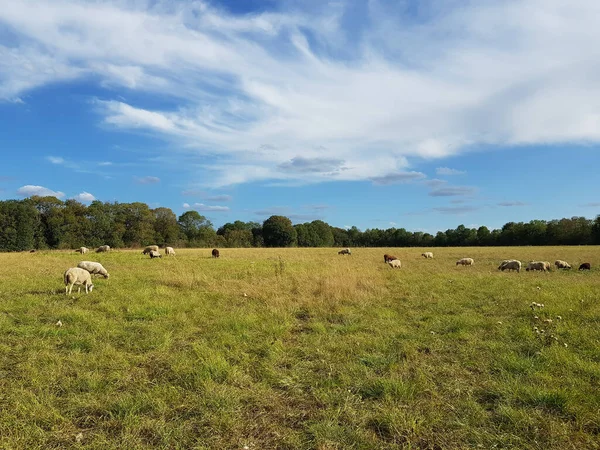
[0, 247, 599, 449]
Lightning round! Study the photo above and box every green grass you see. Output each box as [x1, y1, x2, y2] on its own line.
[0, 247, 599, 449]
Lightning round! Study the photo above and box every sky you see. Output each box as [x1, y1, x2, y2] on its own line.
[0, 0, 599, 232]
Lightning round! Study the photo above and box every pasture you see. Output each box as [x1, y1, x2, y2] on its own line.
[0, 247, 599, 449]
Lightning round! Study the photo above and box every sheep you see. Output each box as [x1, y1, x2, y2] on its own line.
[579, 262, 591, 271]
[149, 250, 162, 259]
[554, 260, 571, 270]
[498, 260, 522, 272]
[384, 254, 398, 263]
[142, 245, 159, 255]
[96, 245, 110, 253]
[421, 252, 434, 259]
[64, 267, 94, 295]
[525, 261, 550, 272]
[165, 246, 175, 256]
[78, 247, 89, 254]
[77, 261, 110, 278]
[388, 259, 402, 269]
[212, 248, 220, 258]
[338, 248, 352, 255]
[456, 258, 474, 266]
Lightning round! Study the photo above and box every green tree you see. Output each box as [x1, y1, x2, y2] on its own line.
[178, 211, 215, 246]
[153, 207, 180, 246]
[262, 215, 297, 247]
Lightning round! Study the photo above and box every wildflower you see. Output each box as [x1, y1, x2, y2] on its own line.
[56, 320, 63, 327]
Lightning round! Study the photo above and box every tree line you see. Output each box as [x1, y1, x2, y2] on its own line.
[0, 196, 599, 251]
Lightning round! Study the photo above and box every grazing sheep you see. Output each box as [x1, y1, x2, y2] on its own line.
[554, 260, 571, 270]
[579, 262, 591, 271]
[77, 261, 110, 279]
[96, 245, 110, 253]
[526, 261, 550, 272]
[64, 267, 94, 295]
[498, 260, 521, 272]
[29, 249, 36, 253]
[388, 259, 402, 269]
[149, 250, 162, 259]
[212, 248, 220, 258]
[165, 246, 175, 256]
[421, 252, 434, 259]
[142, 245, 159, 255]
[384, 254, 398, 263]
[78, 247, 89, 254]
[338, 248, 352, 255]
[456, 258, 474, 266]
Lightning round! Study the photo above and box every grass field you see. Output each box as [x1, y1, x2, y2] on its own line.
[0, 247, 599, 449]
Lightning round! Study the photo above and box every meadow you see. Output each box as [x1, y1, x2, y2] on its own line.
[0, 247, 599, 449]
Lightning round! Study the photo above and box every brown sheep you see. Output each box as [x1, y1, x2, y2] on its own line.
[384, 254, 398, 263]
[579, 262, 591, 271]
[212, 248, 220, 258]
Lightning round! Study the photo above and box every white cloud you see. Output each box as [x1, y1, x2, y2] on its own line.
[497, 201, 528, 207]
[429, 186, 477, 197]
[73, 191, 96, 202]
[47, 156, 65, 165]
[2, 1, 600, 186]
[182, 202, 190, 208]
[135, 176, 160, 184]
[436, 167, 466, 176]
[189, 203, 229, 212]
[17, 185, 65, 198]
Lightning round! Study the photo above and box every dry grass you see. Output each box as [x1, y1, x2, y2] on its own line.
[0, 247, 599, 449]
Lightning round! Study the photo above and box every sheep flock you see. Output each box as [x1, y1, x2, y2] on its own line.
[57, 244, 593, 294]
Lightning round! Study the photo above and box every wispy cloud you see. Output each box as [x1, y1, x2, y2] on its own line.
[580, 202, 600, 207]
[73, 191, 96, 202]
[254, 207, 290, 217]
[17, 185, 65, 198]
[135, 176, 160, 185]
[429, 186, 477, 197]
[278, 157, 345, 174]
[436, 167, 465, 176]
[47, 156, 65, 165]
[3, 1, 600, 186]
[371, 171, 426, 185]
[205, 194, 233, 202]
[184, 202, 229, 212]
[433, 206, 480, 215]
[423, 178, 447, 188]
[497, 201, 528, 207]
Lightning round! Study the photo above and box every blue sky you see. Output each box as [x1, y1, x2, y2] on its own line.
[1, 0, 599, 231]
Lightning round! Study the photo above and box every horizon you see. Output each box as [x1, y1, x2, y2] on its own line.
[1, 0, 600, 231]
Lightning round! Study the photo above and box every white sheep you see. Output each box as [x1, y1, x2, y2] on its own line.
[388, 259, 402, 269]
[77, 247, 89, 254]
[554, 260, 571, 270]
[77, 261, 110, 278]
[64, 267, 94, 294]
[142, 245, 159, 255]
[421, 252, 434, 259]
[96, 245, 110, 253]
[338, 248, 351, 255]
[149, 250, 162, 259]
[498, 259, 521, 272]
[456, 258, 474, 266]
[165, 246, 175, 256]
[526, 261, 550, 272]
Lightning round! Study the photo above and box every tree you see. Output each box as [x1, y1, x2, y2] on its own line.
[593, 215, 600, 244]
[178, 211, 215, 246]
[153, 207, 180, 245]
[262, 215, 297, 247]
